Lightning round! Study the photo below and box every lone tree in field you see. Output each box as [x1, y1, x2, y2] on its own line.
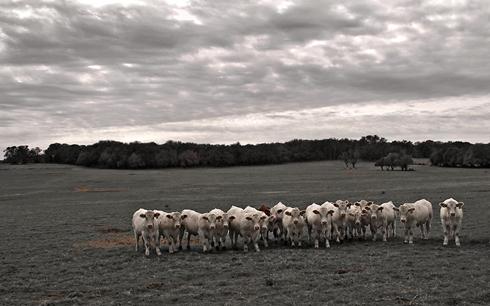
[375, 152, 413, 171]
[339, 149, 360, 169]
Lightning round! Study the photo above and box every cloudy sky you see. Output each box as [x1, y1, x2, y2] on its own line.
[1, 0, 489, 153]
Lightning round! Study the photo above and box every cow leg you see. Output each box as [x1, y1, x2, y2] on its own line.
[409, 228, 414, 244]
[243, 237, 249, 252]
[187, 233, 192, 250]
[382, 225, 387, 242]
[425, 220, 431, 239]
[144, 239, 150, 256]
[454, 224, 461, 247]
[254, 238, 260, 252]
[168, 236, 175, 254]
[134, 232, 140, 252]
[443, 223, 449, 246]
[199, 232, 208, 253]
[403, 226, 409, 244]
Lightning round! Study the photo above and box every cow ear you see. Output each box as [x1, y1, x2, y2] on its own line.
[408, 208, 415, 213]
[285, 211, 292, 216]
[355, 202, 360, 206]
[181, 215, 188, 220]
[367, 201, 373, 206]
[346, 203, 352, 208]
[277, 209, 283, 214]
[166, 214, 173, 219]
[349, 213, 355, 216]
[439, 202, 447, 208]
[246, 216, 253, 221]
[393, 207, 399, 211]
[377, 207, 384, 211]
[313, 210, 320, 215]
[153, 213, 160, 218]
[328, 210, 335, 215]
[457, 202, 464, 208]
[139, 214, 146, 218]
[300, 210, 306, 216]
[229, 215, 236, 221]
[333, 203, 339, 207]
[202, 216, 209, 221]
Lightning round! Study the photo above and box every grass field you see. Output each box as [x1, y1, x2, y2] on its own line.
[1, 161, 489, 305]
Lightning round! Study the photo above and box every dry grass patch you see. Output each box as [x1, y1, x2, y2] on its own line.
[74, 186, 127, 193]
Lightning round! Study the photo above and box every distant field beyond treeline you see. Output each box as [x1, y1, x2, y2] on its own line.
[2, 135, 490, 169]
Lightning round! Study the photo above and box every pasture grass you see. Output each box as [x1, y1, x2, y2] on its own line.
[0, 161, 489, 305]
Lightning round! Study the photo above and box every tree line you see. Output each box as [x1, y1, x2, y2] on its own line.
[2, 135, 489, 169]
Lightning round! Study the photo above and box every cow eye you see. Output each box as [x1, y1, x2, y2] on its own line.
[277, 209, 283, 214]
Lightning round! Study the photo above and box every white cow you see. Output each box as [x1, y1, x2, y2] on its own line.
[395, 199, 433, 244]
[237, 210, 262, 252]
[282, 207, 306, 247]
[305, 203, 334, 248]
[346, 205, 362, 239]
[179, 209, 201, 250]
[227, 205, 244, 249]
[209, 208, 230, 250]
[197, 212, 219, 253]
[369, 201, 396, 242]
[270, 202, 287, 241]
[132, 208, 161, 256]
[244, 206, 270, 247]
[439, 198, 464, 246]
[321, 201, 344, 243]
[156, 210, 182, 253]
[333, 200, 352, 240]
[354, 200, 374, 240]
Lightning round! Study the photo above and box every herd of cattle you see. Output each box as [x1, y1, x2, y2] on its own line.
[131, 198, 464, 256]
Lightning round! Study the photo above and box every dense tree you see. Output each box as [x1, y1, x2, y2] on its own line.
[4, 135, 489, 169]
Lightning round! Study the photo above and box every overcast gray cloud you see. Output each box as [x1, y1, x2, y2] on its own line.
[1, 0, 489, 153]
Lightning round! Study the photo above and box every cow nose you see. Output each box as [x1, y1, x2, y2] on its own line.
[210, 225, 215, 229]
[355, 221, 360, 225]
[224, 224, 229, 228]
[371, 216, 377, 219]
[321, 221, 327, 225]
[293, 220, 298, 224]
[254, 225, 260, 230]
[341, 213, 346, 217]
[175, 224, 181, 228]
[401, 219, 406, 223]
[450, 213, 456, 216]
[147, 224, 153, 229]
[362, 210, 366, 214]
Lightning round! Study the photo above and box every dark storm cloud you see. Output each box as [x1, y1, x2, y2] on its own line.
[0, 0, 489, 152]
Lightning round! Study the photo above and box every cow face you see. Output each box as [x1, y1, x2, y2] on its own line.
[397, 204, 415, 223]
[369, 204, 383, 220]
[439, 199, 464, 217]
[165, 212, 182, 229]
[244, 213, 261, 231]
[355, 200, 373, 215]
[313, 207, 334, 228]
[285, 207, 306, 225]
[201, 213, 217, 230]
[334, 200, 351, 218]
[139, 210, 160, 231]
